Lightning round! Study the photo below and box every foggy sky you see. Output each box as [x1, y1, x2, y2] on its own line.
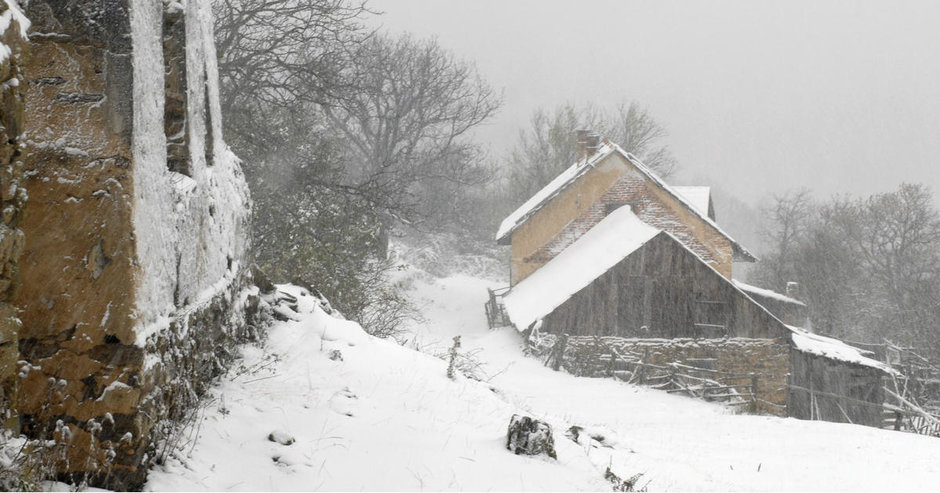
[367, 0, 940, 207]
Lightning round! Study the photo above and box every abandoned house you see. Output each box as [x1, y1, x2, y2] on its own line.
[494, 133, 894, 428]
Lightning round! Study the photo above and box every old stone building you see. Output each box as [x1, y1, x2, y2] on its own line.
[497, 133, 892, 428]
[0, 0, 256, 488]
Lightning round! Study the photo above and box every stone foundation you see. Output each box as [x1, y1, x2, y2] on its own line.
[551, 336, 790, 416]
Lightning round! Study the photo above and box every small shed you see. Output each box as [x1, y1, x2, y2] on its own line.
[788, 327, 896, 427]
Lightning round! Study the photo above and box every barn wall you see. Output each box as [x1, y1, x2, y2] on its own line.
[788, 349, 886, 428]
[557, 336, 790, 416]
[540, 234, 788, 340]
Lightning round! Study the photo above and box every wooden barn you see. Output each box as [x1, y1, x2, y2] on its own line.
[495, 133, 893, 428]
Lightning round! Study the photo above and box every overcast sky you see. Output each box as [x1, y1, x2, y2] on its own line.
[367, 0, 940, 207]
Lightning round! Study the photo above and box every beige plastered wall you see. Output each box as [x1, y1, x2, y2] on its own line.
[509, 152, 734, 285]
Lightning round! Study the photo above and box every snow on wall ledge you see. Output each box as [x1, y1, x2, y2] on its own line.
[131, 0, 250, 344]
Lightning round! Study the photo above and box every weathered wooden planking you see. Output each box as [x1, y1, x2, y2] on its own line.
[540, 234, 789, 340]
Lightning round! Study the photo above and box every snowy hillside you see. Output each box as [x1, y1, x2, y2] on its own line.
[146, 269, 940, 491]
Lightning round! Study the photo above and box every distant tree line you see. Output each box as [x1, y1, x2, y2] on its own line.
[751, 184, 940, 358]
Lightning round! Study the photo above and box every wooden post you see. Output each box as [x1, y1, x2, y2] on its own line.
[551, 334, 568, 371]
[750, 374, 759, 414]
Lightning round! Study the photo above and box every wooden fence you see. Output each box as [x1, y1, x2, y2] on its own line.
[484, 287, 512, 329]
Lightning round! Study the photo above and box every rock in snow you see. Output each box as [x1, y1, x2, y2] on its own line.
[506, 414, 557, 459]
[267, 430, 295, 446]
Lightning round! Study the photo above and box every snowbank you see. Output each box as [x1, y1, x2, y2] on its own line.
[145, 285, 610, 491]
[503, 206, 660, 330]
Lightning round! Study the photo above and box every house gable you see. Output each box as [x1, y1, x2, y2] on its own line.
[505, 143, 751, 285]
[509, 151, 630, 284]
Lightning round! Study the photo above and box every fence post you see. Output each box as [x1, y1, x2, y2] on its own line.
[551, 334, 568, 372]
[750, 374, 759, 413]
[485, 288, 496, 328]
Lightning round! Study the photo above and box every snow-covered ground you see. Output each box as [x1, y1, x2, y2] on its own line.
[146, 267, 940, 491]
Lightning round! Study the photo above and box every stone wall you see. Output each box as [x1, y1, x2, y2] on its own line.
[552, 335, 791, 416]
[16, 1, 143, 484]
[0, 0, 28, 431]
[12, 0, 254, 488]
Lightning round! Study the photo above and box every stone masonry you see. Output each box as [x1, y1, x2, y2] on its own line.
[10, 1, 254, 488]
[556, 336, 791, 416]
[0, 0, 28, 432]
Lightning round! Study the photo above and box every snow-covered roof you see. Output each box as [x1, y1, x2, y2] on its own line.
[672, 186, 712, 218]
[495, 140, 756, 262]
[733, 280, 805, 306]
[788, 325, 896, 375]
[503, 206, 661, 330]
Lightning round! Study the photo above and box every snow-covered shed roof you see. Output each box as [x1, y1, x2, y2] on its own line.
[788, 325, 897, 375]
[495, 140, 756, 262]
[733, 280, 805, 307]
[502, 205, 661, 330]
[672, 186, 712, 219]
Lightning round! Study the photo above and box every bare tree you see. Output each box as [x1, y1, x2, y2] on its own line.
[213, 0, 371, 111]
[320, 33, 501, 225]
[754, 188, 814, 291]
[505, 102, 677, 205]
[751, 184, 940, 355]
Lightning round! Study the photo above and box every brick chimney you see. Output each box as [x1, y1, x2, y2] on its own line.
[576, 130, 601, 163]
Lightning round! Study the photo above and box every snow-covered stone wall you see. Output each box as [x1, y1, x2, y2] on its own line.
[0, 0, 28, 432]
[131, 0, 249, 341]
[14, 0, 252, 487]
[549, 335, 790, 416]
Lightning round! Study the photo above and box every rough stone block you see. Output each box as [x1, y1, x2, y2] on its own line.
[506, 414, 557, 459]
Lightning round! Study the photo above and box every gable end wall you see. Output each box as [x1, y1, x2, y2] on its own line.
[510, 152, 734, 286]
